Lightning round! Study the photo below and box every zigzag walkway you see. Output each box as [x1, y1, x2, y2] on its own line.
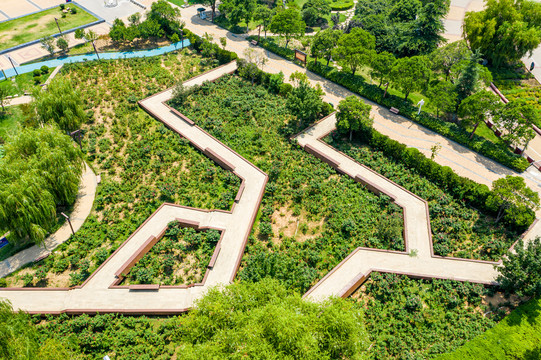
[0, 61, 269, 314]
[296, 114, 538, 301]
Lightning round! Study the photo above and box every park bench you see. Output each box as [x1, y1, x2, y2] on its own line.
[250, 40, 258, 46]
[390, 107, 399, 115]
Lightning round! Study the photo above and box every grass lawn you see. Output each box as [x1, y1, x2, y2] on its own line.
[0, 5, 97, 51]
[0, 105, 24, 140]
[0, 66, 55, 96]
[438, 296, 541, 359]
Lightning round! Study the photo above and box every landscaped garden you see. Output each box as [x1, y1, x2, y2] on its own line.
[0, 4, 97, 51]
[121, 222, 222, 286]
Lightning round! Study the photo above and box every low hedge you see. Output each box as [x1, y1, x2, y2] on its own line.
[250, 37, 529, 172]
[329, 1, 354, 11]
[307, 62, 530, 173]
[352, 126, 535, 230]
[182, 28, 238, 64]
[437, 297, 541, 359]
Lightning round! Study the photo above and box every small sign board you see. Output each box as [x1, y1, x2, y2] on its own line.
[294, 50, 307, 65]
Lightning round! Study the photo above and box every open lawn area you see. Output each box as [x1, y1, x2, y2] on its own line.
[0, 5, 97, 51]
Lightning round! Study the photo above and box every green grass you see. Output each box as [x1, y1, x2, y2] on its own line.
[438, 297, 541, 359]
[0, 106, 24, 140]
[0, 67, 54, 96]
[0, 5, 97, 51]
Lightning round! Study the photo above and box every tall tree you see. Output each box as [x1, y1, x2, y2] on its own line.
[109, 18, 127, 43]
[286, 80, 324, 124]
[390, 55, 430, 101]
[426, 80, 456, 119]
[253, 5, 273, 40]
[302, 0, 331, 27]
[486, 175, 539, 224]
[463, 0, 541, 66]
[147, 0, 182, 35]
[335, 28, 376, 75]
[454, 51, 483, 106]
[220, 0, 257, 32]
[458, 90, 501, 138]
[40, 36, 55, 55]
[336, 96, 373, 140]
[497, 237, 541, 297]
[32, 77, 86, 132]
[409, 0, 450, 54]
[269, 9, 306, 48]
[201, 0, 218, 22]
[310, 29, 341, 65]
[0, 81, 14, 112]
[370, 51, 396, 87]
[495, 100, 537, 149]
[431, 40, 471, 81]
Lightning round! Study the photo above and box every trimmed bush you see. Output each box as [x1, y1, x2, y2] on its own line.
[182, 29, 238, 64]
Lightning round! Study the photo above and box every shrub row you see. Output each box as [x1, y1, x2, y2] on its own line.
[182, 28, 238, 64]
[353, 125, 535, 229]
[249, 37, 529, 172]
[329, 1, 354, 11]
[307, 62, 530, 173]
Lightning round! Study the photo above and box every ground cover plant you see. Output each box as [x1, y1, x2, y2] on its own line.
[351, 272, 499, 359]
[172, 74, 405, 293]
[1, 50, 240, 288]
[438, 296, 541, 359]
[326, 134, 521, 260]
[0, 5, 97, 51]
[121, 222, 222, 286]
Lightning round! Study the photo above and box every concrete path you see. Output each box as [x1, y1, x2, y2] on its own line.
[0, 61, 270, 314]
[0, 163, 97, 278]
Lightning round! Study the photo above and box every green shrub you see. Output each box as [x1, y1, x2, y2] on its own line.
[32, 69, 41, 77]
[329, 1, 354, 11]
[40, 65, 49, 75]
[182, 29, 238, 64]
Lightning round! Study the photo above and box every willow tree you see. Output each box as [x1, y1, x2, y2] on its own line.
[33, 78, 86, 132]
[0, 127, 83, 245]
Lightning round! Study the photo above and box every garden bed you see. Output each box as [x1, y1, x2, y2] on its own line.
[120, 222, 221, 286]
[171, 75, 405, 293]
[326, 134, 521, 261]
[2, 50, 240, 288]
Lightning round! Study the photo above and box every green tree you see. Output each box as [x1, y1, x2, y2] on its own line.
[463, 0, 541, 66]
[497, 237, 541, 297]
[335, 27, 376, 75]
[431, 40, 471, 81]
[336, 96, 373, 140]
[370, 51, 396, 87]
[495, 100, 537, 149]
[219, 0, 257, 32]
[0, 127, 83, 245]
[147, 0, 182, 35]
[453, 51, 485, 107]
[458, 90, 500, 138]
[175, 279, 369, 358]
[109, 18, 127, 43]
[486, 175, 539, 224]
[302, 0, 331, 26]
[269, 9, 306, 48]
[286, 80, 324, 124]
[311, 28, 341, 65]
[254, 5, 273, 39]
[409, 0, 449, 54]
[39, 36, 55, 55]
[426, 80, 456, 119]
[390, 55, 430, 101]
[56, 37, 69, 53]
[33, 78, 86, 132]
[0, 81, 14, 112]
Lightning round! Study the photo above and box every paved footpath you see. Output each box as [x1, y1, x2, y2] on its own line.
[0, 163, 97, 278]
[0, 61, 270, 314]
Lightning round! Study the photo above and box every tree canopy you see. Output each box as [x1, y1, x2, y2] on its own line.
[463, 0, 541, 66]
[336, 96, 373, 139]
[458, 90, 501, 138]
[0, 127, 83, 245]
[335, 28, 376, 75]
[311, 29, 341, 66]
[495, 100, 537, 149]
[286, 80, 324, 125]
[390, 55, 430, 100]
[269, 9, 306, 48]
[497, 237, 541, 297]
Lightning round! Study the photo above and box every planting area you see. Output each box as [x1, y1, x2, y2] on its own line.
[0, 5, 97, 51]
[2, 50, 240, 288]
[173, 75, 405, 293]
[326, 135, 520, 261]
[121, 222, 221, 286]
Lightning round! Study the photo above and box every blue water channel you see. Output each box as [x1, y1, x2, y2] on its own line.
[1, 39, 191, 79]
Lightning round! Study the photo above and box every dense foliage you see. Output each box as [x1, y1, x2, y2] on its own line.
[497, 237, 541, 297]
[357, 273, 496, 359]
[353, 0, 449, 56]
[0, 127, 83, 245]
[3, 51, 238, 287]
[172, 75, 405, 293]
[122, 222, 222, 286]
[326, 132, 521, 260]
[438, 296, 541, 359]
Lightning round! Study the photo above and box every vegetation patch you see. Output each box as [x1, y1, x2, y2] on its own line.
[326, 134, 520, 261]
[121, 222, 221, 286]
[0, 5, 97, 51]
[2, 51, 239, 287]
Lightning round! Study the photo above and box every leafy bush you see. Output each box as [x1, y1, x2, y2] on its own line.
[182, 28, 238, 64]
